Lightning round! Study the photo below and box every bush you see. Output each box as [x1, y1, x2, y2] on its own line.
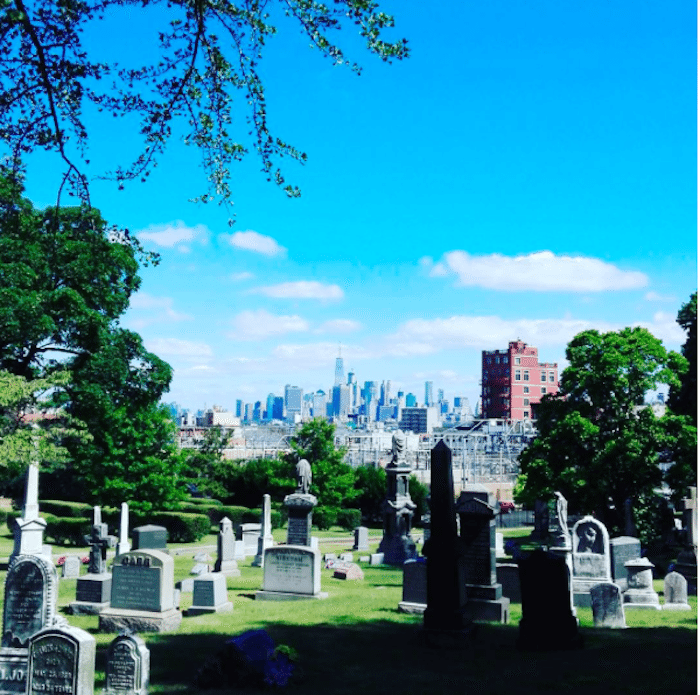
[40, 500, 92, 519]
[44, 516, 91, 546]
[0, 508, 8, 526]
[313, 506, 337, 531]
[207, 505, 255, 527]
[337, 509, 362, 532]
[247, 508, 283, 530]
[186, 497, 223, 506]
[149, 512, 211, 543]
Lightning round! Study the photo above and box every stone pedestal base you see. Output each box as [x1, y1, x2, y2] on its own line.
[254, 590, 328, 601]
[573, 579, 609, 607]
[98, 607, 182, 633]
[465, 597, 510, 624]
[0, 648, 27, 694]
[377, 535, 417, 566]
[75, 573, 112, 603]
[214, 562, 241, 577]
[662, 602, 692, 611]
[517, 613, 583, 651]
[186, 602, 233, 616]
[68, 600, 110, 616]
[397, 601, 426, 614]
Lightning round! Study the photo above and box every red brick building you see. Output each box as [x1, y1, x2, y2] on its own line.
[481, 340, 558, 420]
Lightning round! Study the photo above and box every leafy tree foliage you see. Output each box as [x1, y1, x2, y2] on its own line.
[668, 291, 697, 426]
[353, 465, 386, 521]
[0, 0, 408, 212]
[516, 327, 688, 535]
[181, 426, 233, 499]
[0, 171, 182, 510]
[284, 417, 359, 511]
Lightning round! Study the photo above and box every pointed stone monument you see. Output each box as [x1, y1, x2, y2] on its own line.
[252, 495, 275, 567]
[11, 463, 48, 562]
[214, 517, 241, 577]
[116, 502, 131, 559]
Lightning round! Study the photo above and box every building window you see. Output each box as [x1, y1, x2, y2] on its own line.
[524, 398, 529, 406]
[524, 386, 529, 394]
[484, 370, 488, 379]
[524, 370, 529, 381]
[549, 372, 555, 382]
[541, 371, 546, 382]
[523, 411, 529, 418]
[515, 370, 521, 381]
[541, 387, 546, 394]
[515, 357, 521, 365]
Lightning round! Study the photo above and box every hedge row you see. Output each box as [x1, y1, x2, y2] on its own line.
[40, 500, 93, 519]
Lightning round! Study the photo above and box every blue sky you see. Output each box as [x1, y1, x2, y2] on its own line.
[17, 1, 698, 411]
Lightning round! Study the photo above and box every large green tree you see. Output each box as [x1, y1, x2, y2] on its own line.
[0, 0, 408, 213]
[0, 170, 182, 509]
[668, 291, 697, 426]
[516, 326, 687, 535]
[284, 418, 359, 512]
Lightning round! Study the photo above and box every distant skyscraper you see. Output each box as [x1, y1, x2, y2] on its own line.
[405, 393, 417, 407]
[312, 390, 328, 418]
[265, 393, 275, 421]
[425, 381, 434, 407]
[284, 385, 303, 420]
[235, 399, 243, 418]
[332, 384, 350, 419]
[335, 350, 344, 386]
[272, 396, 284, 420]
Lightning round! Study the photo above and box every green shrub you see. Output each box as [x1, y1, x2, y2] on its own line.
[0, 508, 8, 526]
[6, 510, 20, 532]
[245, 508, 283, 529]
[313, 506, 337, 531]
[44, 516, 91, 546]
[207, 505, 253, 527]
[337, 509, 362, 531]
[186, 497, 223, 506]
[40, 500, 92, 519]
[149, 512, 211, 542]
[177, 503, 226, 518]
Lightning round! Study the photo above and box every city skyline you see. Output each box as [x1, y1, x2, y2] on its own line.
[12, 2, 696, 411]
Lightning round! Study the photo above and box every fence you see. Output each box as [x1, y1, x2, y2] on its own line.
[496, 509, 534, 528]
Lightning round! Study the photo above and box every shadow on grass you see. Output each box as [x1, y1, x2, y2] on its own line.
[143, 619, 697, 695]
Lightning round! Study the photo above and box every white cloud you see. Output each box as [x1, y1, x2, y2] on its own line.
[137, 221, 210, 249]
[636, 312, 686, 346]
[249, 281, 344, 300]
[128, 293, 193, 326]
[428, 250, 648, 292]
[644, 291, 677, 302]
[223, 230, 286, 257]
[272, 342, 372, 367]
[229, 310, 310, 340]
[315, 319, 363, 334]
[230, 271, 255, 282]
[145, 338, 213, 359]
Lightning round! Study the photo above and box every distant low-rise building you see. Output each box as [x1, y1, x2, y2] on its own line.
[399, 406, 439, 434]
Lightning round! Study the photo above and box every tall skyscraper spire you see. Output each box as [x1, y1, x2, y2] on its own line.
[334, 344, 344, 386]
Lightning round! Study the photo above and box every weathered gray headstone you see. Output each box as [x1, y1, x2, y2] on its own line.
[662, 571, 691, 610]
[590, 582, 626, 628]
[340, 553, 353, 562]
[239, 523, 261, 557]
[214, 517, 240, 577]
[353, 526, 369, 551]
[27, 625, 95, 695]
[369, 553, 384, 566]
[99, 550, 182, 633]
[256, 546, 327, 600]
[62, 556, 81, 579]
[190, 563, 209, 576]
[609, 536, 641, 588]
[571, 516, 612, 607]
[623, 557, 660, 610]
[187, 573, 233, 615]
[103, 632, 149, 695]
[131, 525, 167, 553]
[398, 559, 427, 614]
[332, 563, 364, 581]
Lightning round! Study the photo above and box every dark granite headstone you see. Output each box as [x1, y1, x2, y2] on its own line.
[75, 575, 112, 603]
[2, 556, 57, 649]
[422, 441, 469, 632]
[517, 549, 582, 650]
[131, 525, 167, 552]
[104, 632, 150, 695]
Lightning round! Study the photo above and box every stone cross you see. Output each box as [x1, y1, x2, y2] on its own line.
[84, 522, 116, 575]
[681, 487, 697, 550]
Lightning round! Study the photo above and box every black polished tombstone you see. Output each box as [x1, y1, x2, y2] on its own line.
[422, 441, 470, 632]
[517, 549, 583, 650]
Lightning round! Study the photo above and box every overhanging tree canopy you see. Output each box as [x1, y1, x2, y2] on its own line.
[0, 0, 409, 212]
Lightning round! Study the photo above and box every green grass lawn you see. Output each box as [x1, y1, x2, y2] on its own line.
[0, 527, 696, 694]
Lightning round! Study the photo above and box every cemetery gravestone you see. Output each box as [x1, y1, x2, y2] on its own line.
[99, 550, 182, 633]
[256, 547, 327, 601]
[11, 464, 49, 563]
[332, 563, 364, 581]
[62, 556, 81, 580]
[590, 582, 626, 628]
[623, 557, 660, 610]
[517, 549, 582, 651]
[662, 571, 691, 610]
[187, 574, 233, 615]
[252, 495, 275, 567]
[116, 503, 131, 559]
[675, 487, 697, 594]
[378, 433, 418, 566]
[398, 559, 427, 614]
[103, 632, 149, 695]
[455, 485, 510, 623]
[131, 526, 167, 553]
[239, 524, 262, 557]
[531, 499, 549, 541]
[571, 516, 612, 607]
[71, 519, 116, 615]
[214, 517, 240, 577]
[27, 625, 95, 695]
[353, 527, 369, 551]
[609, 536, 641, 589]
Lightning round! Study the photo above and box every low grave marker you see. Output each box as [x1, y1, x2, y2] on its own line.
[103, 632, 149, 695]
